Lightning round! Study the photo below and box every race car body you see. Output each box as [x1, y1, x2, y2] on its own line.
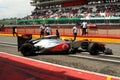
[34, 39, 70, 52]
[18, 35, 112, 56]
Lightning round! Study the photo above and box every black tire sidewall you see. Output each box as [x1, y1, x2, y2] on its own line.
[20, 43, 34, 56]
[88, 43, 99, 55]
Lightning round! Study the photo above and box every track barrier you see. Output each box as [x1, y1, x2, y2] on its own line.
[0, 52, 120, 80]
[0, 25, 120, 44]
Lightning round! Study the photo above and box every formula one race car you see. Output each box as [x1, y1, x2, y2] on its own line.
[18, 35, 112, 56]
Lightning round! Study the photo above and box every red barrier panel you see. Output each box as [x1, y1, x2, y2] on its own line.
[1, 25, 120, 39]
[0, 52, 120, 80]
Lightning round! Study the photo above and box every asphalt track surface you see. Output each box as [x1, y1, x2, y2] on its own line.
[0, 36, 120, 77]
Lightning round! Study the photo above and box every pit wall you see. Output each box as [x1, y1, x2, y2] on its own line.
[0, 25, 120, 37]
[0, 52, 120, 80]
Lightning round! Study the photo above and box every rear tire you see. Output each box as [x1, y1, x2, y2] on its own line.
[20, 43, 34, 56]
[88, 43, 99, 55]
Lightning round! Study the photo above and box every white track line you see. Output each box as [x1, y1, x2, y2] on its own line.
[69, 55, 120, 64]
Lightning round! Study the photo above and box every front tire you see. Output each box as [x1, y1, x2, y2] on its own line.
[19, 43, 34, 56]
[88, 43, 99, 55]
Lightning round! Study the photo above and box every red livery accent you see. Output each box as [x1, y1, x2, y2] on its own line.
[48, 42, 70, 52]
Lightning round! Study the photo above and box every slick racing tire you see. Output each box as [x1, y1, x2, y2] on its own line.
[20, 43, 34, 56]
[88, 43, 99, 55]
